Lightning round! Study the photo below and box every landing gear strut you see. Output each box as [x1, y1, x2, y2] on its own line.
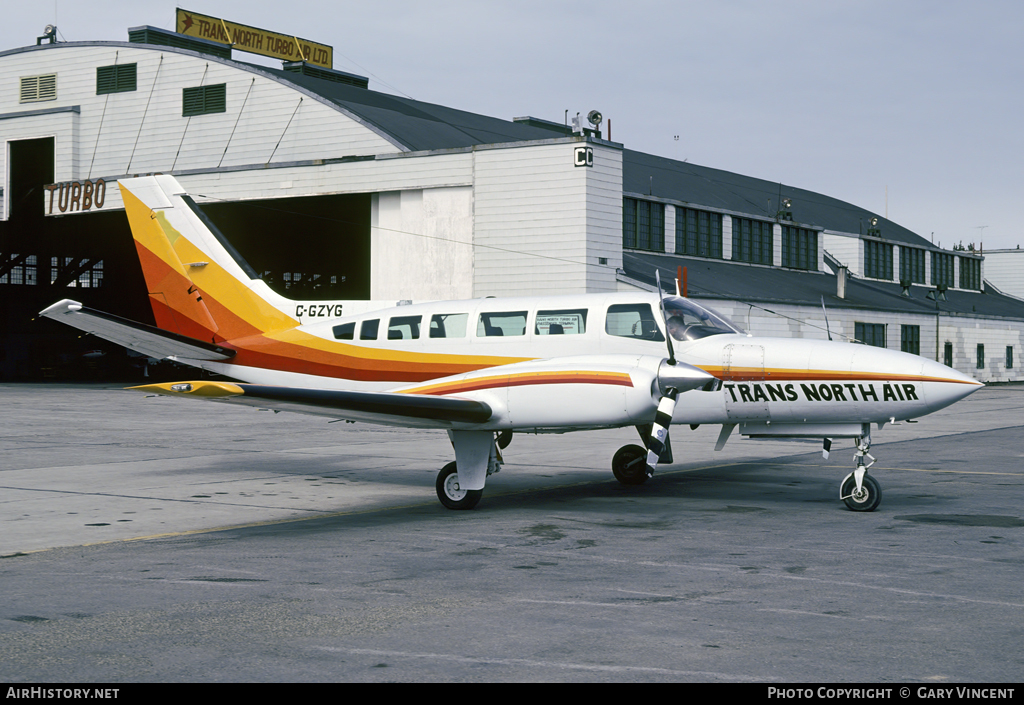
[839, 427, 882, 512]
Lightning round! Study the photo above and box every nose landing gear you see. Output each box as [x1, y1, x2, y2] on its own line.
[840, 428, 882, 512]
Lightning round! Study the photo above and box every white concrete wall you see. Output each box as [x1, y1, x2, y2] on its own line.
[473, 140, 618, 297]
[370, 186, 474, 301]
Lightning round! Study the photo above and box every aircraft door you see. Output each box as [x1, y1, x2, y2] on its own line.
[723, 343, 770, 421]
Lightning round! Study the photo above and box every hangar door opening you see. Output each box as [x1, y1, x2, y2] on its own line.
[200, 193, 371, 301]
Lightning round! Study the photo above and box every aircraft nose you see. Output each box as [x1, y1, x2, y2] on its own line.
[919, 356, 984, 409]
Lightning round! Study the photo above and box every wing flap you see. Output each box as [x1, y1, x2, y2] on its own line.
[130, 381, 493, 428]
[39, 299, 235, 361]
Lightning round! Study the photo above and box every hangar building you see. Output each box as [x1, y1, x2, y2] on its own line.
[2, 24, 1022, 382]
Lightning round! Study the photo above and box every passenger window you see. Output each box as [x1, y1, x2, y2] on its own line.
[606, 303, 665, 341]
[477, 311, 527, 337]
[360, 319, 379, 340]
[536, 309, 587, 335]
[429, 313, 468, 338]
[388, 315, 421, 340]
[332, 322, 355, 340]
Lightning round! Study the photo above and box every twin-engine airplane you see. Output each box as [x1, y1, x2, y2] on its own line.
[41, 175, 982, 511]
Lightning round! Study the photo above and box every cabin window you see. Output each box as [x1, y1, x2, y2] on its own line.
[429, 313, 468, 338]
[536, 309, 587, 335]
[332, 322, 355, 340]
[388, 315, 421, 340]
[605, 303, 664, 341]
[360, 319, 379, 340]
[477, 311, 527, 337]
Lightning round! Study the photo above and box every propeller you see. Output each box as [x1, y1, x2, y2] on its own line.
[645, 271, 681, 477]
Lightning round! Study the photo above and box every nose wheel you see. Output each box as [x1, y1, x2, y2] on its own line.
[839, 428, 882, 511]
[840, 471, 882, 511]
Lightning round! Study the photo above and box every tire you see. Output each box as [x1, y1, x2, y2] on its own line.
[612, 444, 649, 485]
[841, 473, 882, 512]
[436, 461, 483, 510]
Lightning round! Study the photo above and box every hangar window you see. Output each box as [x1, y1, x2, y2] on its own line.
[959, 256, 981, 291]
[675, 207, 723, 259]
[900, 246, 926, 284]
[19, 74, 57, 103]
[855, 322, 886, 348]
[900, 325, 920, 355]
[536, 309, 587, 335]
[944, 341, 953, 367]
[429, 313, 468, 339]
[0, 255, 38, 286]
[932, 252, 954, 288]
[864, 240, 893, 280]
[731, 217, 773, 265]
[183, 84, 227, 117]
[388, 315, 421, 340]
[977, 344, 985, 370]
[623, 198, 664, 251]
[50, 257, 102, 288]
[477, 311, 527, 337]
[605, 303, 664, 342]
[782, 226, 818, 271]
[96, 63, 137, 94]
[1007, 346, 1014, 369]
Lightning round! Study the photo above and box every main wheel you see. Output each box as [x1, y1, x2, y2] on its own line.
[436, 461, 483, 510]
[841, 473, 882, 512]
[612, 444, 649, 485]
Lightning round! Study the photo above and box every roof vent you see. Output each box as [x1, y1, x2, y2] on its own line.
[128, 25, 231, 59]
[281, 62, 368, 89]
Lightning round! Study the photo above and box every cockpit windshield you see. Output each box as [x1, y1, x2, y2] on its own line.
[662, 296, 745, 341]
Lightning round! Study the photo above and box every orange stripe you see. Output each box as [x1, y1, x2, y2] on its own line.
[400, 371, 635, 396]
[703, 366, 980, 385]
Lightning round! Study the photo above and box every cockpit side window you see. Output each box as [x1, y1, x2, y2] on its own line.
[605, 303, 665, 342]
[663, 296, 744, 341]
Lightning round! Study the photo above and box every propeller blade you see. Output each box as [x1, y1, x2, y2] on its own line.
[655, 270, 676, 366]
[645, 387, 678, 476]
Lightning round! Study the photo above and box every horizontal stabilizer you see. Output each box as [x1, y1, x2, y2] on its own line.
[39, 299, 235, 361]
[130, 381, 493, 428]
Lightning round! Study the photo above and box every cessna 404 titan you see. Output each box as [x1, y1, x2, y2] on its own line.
[41, 175, 982, 511]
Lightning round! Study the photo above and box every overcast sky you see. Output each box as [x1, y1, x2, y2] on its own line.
[7, 1, 1023, 250]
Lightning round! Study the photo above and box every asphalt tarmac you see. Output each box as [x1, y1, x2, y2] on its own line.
[1, 382, 1022, 682]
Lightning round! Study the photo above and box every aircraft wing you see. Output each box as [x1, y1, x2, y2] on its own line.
[130, 380, 492, 429]
[39, 299, 235, 361]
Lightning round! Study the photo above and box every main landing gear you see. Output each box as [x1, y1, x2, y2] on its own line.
[436, 461, 483, 510]
[435, 429, 503, 510]
[839, 428, 882, 512]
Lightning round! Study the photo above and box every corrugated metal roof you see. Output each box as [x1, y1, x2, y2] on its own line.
[623, 251, 1024, 321]
[268, 69, 934, 247]
[623, 150, 931, 248]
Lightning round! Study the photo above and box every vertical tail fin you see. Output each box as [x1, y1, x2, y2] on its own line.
[120, 175, 297, 342]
